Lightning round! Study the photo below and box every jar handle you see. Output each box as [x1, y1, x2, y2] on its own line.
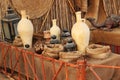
[81, 19, 86, 22]
[26, 15, 30, 19]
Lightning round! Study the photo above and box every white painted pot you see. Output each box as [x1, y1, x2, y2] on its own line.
[71, 11, 90, 53]
[17, 10, 33, 49]
[50, 19, 60, 41]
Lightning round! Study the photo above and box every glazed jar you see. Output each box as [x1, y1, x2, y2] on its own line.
[50, 19, 60, 41]
[71, 11, 90, 53]
[17, 10, 33, 49]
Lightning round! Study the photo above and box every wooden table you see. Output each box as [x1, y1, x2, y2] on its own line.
[91, 28, 120, 46]
[0, 42, 120, 80]
[90, 28, 120, 53]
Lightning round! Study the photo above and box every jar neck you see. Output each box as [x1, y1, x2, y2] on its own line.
[75, 11, 82, 22]
[21, 10, 27, 19]
[22, 14, 27, 19]
[52, 19, 57, 26]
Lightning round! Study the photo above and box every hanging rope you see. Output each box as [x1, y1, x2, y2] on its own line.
[39, 0, 55, 32]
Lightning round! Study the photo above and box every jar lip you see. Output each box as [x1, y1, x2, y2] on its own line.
[21, 10, 26, 15]
[75, 11, 81, 15]
[52, 19, 57, 22]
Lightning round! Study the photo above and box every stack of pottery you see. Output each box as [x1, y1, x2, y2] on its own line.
[61, 29, 71, 45]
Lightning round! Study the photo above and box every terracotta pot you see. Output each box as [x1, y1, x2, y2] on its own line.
[43, 30, 51, 38]
[43, 30, 51, 43]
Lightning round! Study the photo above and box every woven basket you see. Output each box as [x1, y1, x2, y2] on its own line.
[86, 44, 111, 59]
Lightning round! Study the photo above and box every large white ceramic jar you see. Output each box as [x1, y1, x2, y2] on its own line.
[50, 19, 60, 41]
[71, 11, 90, 53]
[17, 10, 33, 49]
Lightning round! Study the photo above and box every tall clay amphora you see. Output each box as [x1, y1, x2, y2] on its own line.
[50, 19, 60, 41]
[17, 10, 33, 49]
[71, 11, 90, 53]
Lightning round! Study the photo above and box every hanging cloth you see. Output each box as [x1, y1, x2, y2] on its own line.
[103, 0, 120, 16]
[10, 0, 53, 19]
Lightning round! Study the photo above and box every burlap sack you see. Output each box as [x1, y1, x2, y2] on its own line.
[13, 35, 23, 47]
[86, 44, 111, 59]
[42, 44, 64, 59]
[59, 51, 82, 63]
